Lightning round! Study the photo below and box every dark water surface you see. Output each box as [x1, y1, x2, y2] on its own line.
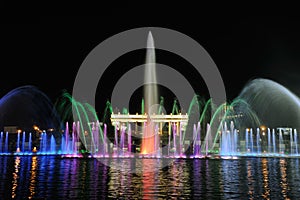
[0, 156, 300, 199]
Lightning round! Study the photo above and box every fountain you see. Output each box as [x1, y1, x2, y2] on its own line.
[141, 31, 158, 155]
[1, 33, 300, 160]
[219, 121, 300, 158]
[109, 32, 192, 158]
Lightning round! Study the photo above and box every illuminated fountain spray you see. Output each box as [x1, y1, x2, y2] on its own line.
[0, 132, 2, 153]
[16, 131, 20, 152]
[220, 121, 300, 157]
[141, 31, 159, 155]
[279, 129, 284, 154]
[294, 129, 298, 154]
[103, 124, 108, 155]
[192, 122, 201, 157]
[21, 132, 25, 152]
[60, 122, 68, 154]
[71, 122, 78, 154]
[0, 132, 8, 154]
[5, 132, 8, 153]
[4, 32, 300, 159]
[28, 132, 32, 154]
[220, 121, 238, 156]
[272, 129, 276, 153]
[127, 123, 132, 154]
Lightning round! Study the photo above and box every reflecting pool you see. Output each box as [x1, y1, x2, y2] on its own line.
[0, 156, 300, 199]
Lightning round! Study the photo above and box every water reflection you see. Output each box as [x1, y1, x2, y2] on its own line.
[279, 158, 289, 199]
[107, 159, 141, 198]
[220, 159, 247, 199]
[106, 158, 192, 199]
[167, 159, 191, 198]
[0, 157, 300, 199]
[11, 156, 20, 199]
[261, 158, 270, 199]
[28, 156, 37, 199]
[247, 159, 255, 199]
[289, 159, 300, 199]
[142, 159, 157, 199]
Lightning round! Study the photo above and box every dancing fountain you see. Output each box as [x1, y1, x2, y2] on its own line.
[219, 78, 300, 158]
[110, 32, 191, 158]
[1, 33, 300, 159]
[219, 121, 299, 158]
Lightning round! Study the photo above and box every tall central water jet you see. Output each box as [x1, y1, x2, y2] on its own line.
[141, 31, 159, 154]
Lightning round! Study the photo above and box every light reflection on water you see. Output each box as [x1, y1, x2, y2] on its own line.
[261, 158, 270, 200]
[280, 158, 289, 199]
[29, 156, 37, 199]
[11, 156, 20, 199]
[0, 156, 300, 199]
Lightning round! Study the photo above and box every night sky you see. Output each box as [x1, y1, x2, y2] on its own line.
[2, 15, 300, 116]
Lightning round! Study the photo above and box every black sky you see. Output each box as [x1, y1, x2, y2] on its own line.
[2, 15, 300, 115]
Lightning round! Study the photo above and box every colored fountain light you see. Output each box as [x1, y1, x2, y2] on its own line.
[219, 121, 300, 158]
[110, 31, 190, 158]
[1, 33, 300, 159]
[141, 31, 158, 155]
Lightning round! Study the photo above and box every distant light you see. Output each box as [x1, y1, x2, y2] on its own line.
[260, 125, 266, 131]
